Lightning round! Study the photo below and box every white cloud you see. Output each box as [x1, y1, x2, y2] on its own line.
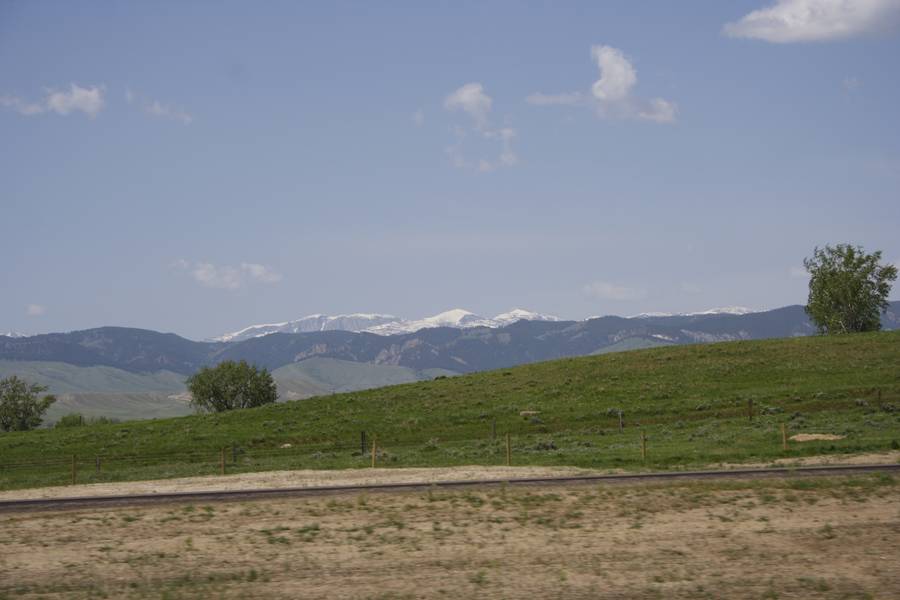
[46, 84, 105, 117]
[175, 260, 282, 290]
[25, 304, 46, 317]
[0, 95, 45, 116]
[443, 84, 518, 172]
[723, 0, 900, 43]
[240, 262, 283, 284]
[583, 281, 647, 301]
[412, 109, 425, 127]
[637, 98, 678, 123]
[591, 46, 637, 103]
[1, 84, 105, 118]
[127, 89, 192, 125]
[145, 100, 193, 125]
[528, 45, 676, 124]
[444, 83, 492, 128]
[477, 128, 518, 172]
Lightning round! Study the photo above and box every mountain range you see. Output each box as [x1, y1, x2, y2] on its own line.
[213, 308, 562, 342]
[2, 301, 898, 423]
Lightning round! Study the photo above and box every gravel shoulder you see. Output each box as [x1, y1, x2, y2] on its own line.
[2, 451, 898, 502]
[0, 465, 600, 501]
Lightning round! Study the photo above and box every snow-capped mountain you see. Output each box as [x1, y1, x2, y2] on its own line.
[1, 331, 30, 338]
[493, 309, 561, 327]
[631, 306, 756, 319]
[214, 313, 400, 342]
[215, 308, 561, 342]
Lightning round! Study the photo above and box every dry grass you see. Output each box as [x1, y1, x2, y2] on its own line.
[1, 474, 898, 599]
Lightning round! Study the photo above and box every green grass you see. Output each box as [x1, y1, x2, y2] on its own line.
[1, 331, 899, 490]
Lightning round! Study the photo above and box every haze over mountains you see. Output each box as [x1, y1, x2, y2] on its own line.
[2, 301, 898, 423]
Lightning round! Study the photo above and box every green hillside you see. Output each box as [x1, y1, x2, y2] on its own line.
[1, 332, 899, 490]
[0, 358, 454, 423]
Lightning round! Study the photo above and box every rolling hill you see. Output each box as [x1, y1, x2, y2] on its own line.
[1, 330, 898, 490]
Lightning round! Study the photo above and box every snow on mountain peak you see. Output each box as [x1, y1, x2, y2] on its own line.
[630, 306, 756, 318]
[493, 308, 561, 326]
[685, 306, 755, 316]
[215, 308, 562, 341]
[1, 330, 30, 338]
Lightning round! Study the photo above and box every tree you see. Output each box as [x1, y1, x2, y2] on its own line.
[0, 376, 57, 432]
[803, 243, 897, 334]
[186, 360, 278, 413]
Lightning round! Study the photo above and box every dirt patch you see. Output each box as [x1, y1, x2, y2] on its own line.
[790, 433, 846, 442]
[0, 465, 601, 501]
[714, 450, 900, 470]
[1, 474, 897, 599]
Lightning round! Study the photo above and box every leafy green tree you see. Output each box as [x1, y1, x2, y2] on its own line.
[804, 244, 897, 334]
[0, 376, 57, 432]
[186, 360, 278, 412]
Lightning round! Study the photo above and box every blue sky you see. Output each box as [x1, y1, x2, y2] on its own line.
[2, 0, 899, 339]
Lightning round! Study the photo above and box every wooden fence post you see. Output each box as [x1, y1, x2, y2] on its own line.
[371, 435, 377, 468]
[220, 447, 226, 476]
[361, 431, 367, 457]
[619, 411, 624, 432]
[781, 423, 788, 451]
[95, 456, 101, 474]
[505, 433, 511, 467]
[71, 454, 77, 485]
[640, 432, 647, 462]
[748, 398, 754, 422]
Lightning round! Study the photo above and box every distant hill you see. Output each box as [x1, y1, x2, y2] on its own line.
[0, 302, 897, 422]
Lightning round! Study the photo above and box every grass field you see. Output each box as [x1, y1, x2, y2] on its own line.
[1, 331, 899, 490]
[2, 474, 898, 598]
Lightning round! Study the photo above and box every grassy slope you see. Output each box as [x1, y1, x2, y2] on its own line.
[1, 331, 899, 489]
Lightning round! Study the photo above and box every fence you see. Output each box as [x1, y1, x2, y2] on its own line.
[2, 415, 897, 491]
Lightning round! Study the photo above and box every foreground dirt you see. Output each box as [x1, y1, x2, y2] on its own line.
[1, 474, 898, 599]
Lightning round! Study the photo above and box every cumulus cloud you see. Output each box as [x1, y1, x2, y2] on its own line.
[444, 83, 493, 128]
[25, 304, 46, 317]
[1, 84, 105, 118]
[528, 45, 676, 124]
[591, 46, 637, 103]
[443, 83, 518, 172]
[723, 0, 900, 43]
[127, 89, 193, 125]
[174, 260, 282, 290]
[583, 281, 647, 301]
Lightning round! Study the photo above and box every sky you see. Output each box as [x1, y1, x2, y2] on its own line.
[2, 0, 899, 340]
